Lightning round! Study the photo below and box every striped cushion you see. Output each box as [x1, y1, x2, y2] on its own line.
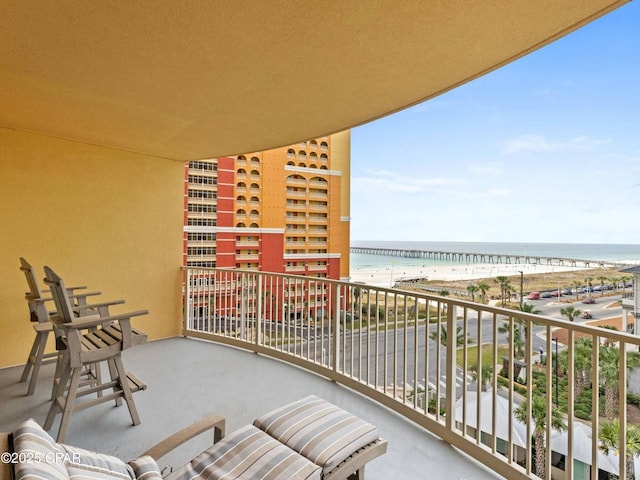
[63, 444, 135, 479]
[253, 396, 380, 475]
[167, 425, 321, 480]
[12, 419, 159, 480]
[12, 419, 68, 480]
[127, 456, 163, 480]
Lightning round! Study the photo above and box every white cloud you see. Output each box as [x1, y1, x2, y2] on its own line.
[500, 134, 612, 154]
[352, 169, 463, 194]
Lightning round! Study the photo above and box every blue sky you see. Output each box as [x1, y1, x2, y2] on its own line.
[350, 2, 640, 244]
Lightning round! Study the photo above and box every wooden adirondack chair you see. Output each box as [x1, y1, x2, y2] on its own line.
[18, 257, 103, 396]
[42, 266, 149, 442]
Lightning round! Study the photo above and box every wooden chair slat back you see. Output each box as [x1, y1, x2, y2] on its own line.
[43, 267, 74, 323]
[19, 257, 43, 300]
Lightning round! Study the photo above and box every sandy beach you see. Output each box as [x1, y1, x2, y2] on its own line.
[349, 262, 587, 288]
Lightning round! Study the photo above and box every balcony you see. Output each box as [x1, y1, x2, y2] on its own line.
[3, 267, 640, 479]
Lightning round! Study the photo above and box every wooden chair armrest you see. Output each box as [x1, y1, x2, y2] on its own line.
[51, 310, 148, 330]
[64, 286, 88, 292]
[42, 286, 88, 294]
[142, 415, 226, 461]
[69, 291, 102, 300]
[72, 299, 126, 313]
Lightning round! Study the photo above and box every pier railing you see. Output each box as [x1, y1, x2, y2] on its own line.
[350, 246, 628, 269]
[184, 267, 640, 480]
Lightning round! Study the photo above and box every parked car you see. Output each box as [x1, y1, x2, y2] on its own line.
[561, 288, 573, 296]
[581, 311, 593, 319]
[550, 291, 561, 297]
[540, 292, 553, 298]
[526, 292, 540, 300]
[582, 297, 596, 304]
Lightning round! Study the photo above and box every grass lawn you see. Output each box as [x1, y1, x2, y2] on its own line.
[457, 343, 510, 369]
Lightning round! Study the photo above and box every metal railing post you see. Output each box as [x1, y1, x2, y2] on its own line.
[445, 300, 456, 431]
[332, 283, 341, 374]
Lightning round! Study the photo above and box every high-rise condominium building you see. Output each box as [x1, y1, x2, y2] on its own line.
[184, 131, 350, 281]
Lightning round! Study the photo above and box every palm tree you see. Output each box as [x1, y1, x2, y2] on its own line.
[597, 275, 608, 297]
[560, 305, 581, 322]
[477, 282, 491, 304]
[514, 395, 566, 478]
[466, 284, 479, 302]
[610, 276, 621, 293]
[499, 321, 524, 357]
[514, 303, 540, 353]
[599, 419, 640, 480]
[585, 276, 594, 299]
[599, 346, 640, 419]
[573, 338, 593, 398]
[518, 302, 541, 314]
[429, 325, 466, 347]
[571, 280, 583, 301]
[495, 276, 511, 307]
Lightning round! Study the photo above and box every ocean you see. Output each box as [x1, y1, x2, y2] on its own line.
[350, 241, 640, 270]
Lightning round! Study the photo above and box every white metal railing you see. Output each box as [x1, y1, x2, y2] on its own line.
[183, 268, 640, 480]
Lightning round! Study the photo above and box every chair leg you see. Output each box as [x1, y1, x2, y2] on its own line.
[55, 367, 82, 443]
[26, 330, 50, 395]
[113, 356, 141, 426]
[106, 358, 123, 407]
[19, 332, 41, 383]
[45, 353, 71, 430]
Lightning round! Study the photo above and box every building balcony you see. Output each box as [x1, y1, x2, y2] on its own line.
[235, 253, 259, 261]
[3, 267, 639, 480]
[235, 240, 259, 248]
[622, 293, 635, 309]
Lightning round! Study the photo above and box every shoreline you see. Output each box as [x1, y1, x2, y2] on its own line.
[349, 262, 593, 288]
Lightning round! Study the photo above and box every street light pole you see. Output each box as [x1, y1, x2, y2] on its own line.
[518, 270, 524, 309]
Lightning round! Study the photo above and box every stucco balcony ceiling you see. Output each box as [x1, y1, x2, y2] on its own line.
[0, 0, 628, 160]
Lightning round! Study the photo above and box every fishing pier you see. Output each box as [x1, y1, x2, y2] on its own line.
[350, 246, 626, 269]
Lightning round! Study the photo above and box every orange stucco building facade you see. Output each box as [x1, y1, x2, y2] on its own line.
[184, 131, 350, 281]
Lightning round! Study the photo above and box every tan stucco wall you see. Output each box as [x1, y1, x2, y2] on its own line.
[0, 128, 184, 368]
[329, 131, 351, 279]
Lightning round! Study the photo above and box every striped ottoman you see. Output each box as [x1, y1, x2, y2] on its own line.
[253, 396, 381, 477]
[167, 424, 321, 480]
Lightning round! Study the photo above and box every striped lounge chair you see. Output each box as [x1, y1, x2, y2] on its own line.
[1, 396, 387, 480]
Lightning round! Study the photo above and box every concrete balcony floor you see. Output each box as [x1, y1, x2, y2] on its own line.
[0, 337, 503, 479]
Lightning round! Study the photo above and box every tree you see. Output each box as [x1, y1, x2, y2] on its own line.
[573, 338, 593, 399]
[514, 395, 566, 478]
[610, 276, 621, 293]
[599, 346, 640, 419]
[429, 325, 466, 347]
[585, 276, 594, 299]
[477, 282, 491, 304]
[499, 321, 524, 357]
[518, 302, 541, 315]
[597, 275, 608, 297]
[558, 337, 593, 398]
[466, 284, 479, 302]
[495, 276, 511, 307]
[599, 419, 640, 480]
[560, 305, 581, 322]
[571, 280, 583, 301]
